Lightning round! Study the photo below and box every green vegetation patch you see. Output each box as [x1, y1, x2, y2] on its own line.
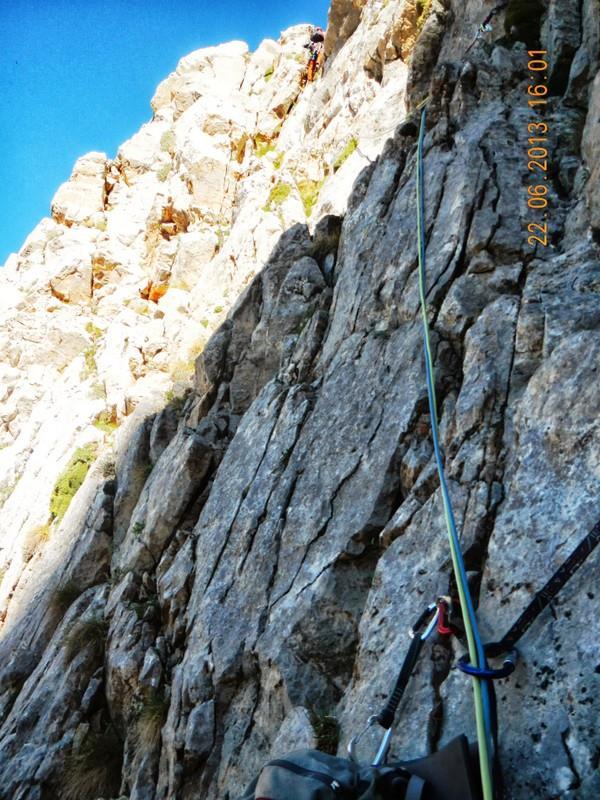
[93, 410, 118, 434]
[81, 345, 98, 379]
[333, 138, 358, 172]
[263, 181, 292, 212]
[254, 133, 276, 158]
[416, 0, 433, 31]
[50, 444, 98, 523]
[297, 178, 324, 217]
[165, 389, 188, 413]
[157, 163, 171, 182]
[85, 321, 102, 340]
[160, 129, 176, 153]
[264, 64, 275, 82]
[309, 709, 340, 755]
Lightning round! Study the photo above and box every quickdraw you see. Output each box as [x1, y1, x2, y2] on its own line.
[347, 520, 599, 788]
[466, 2, 508, 54]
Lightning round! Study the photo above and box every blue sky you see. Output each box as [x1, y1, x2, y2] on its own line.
[0, 0, 330, 264]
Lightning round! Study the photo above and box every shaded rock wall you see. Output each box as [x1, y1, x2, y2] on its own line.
[0, 1, 599, 799]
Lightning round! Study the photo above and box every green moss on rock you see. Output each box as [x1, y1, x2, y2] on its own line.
[254, 133, 276, 158]
[416, 0, 433, 31]
[263, 181, 292, 212]
[93, 411, 118, 434]
[297, 178, 324, 217]
[333, 138, 357, 172]
[50, 444, 97, 523]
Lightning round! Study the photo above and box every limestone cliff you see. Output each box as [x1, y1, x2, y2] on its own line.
[0, 1, 598, 798]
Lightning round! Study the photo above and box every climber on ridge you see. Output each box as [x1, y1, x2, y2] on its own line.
[302, 25, 325, 85]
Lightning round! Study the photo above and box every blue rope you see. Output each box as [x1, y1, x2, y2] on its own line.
[416, 107, 495, 789]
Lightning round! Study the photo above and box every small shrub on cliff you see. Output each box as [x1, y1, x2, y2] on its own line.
[165, 389, 187, 412]
[135, 689, 170, 747]
[81, 344, 98, 379]
[63, 614, 108, 662]
[93, 410, 118, 434]
[85, 321, 102, 340]
[254, 133, 275, 157]
[160, 129, 176, 153]
[51, 580, 82, 615]
[100, 456, 116, 479]
[309, 709, 340, 755]
[22, 523, 51, 562]
[157, 163, 171, 182]
[62, 725, 123, 800]
[50, 444, 97, 523]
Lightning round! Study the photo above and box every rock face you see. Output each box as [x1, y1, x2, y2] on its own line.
[0, 1, 599, 799]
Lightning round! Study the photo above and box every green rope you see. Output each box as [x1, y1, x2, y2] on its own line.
[415, 106, 495, 800]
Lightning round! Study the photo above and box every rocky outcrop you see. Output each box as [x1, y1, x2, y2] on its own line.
[0, 1, 599, 799]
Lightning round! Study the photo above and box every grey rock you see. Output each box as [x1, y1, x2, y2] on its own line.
[1, 4, 599, 800]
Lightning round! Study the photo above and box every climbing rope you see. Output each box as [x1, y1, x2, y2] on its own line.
[350, 8, 599, 798]
[416, 105, 496, 800]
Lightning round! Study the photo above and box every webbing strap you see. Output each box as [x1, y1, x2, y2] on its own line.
[487, 519, 600, 658]
[376, 634, 424, 730]
[405, 774, 427, 800]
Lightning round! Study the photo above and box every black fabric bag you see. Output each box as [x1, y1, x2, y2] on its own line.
[237, 735, 481, 800]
